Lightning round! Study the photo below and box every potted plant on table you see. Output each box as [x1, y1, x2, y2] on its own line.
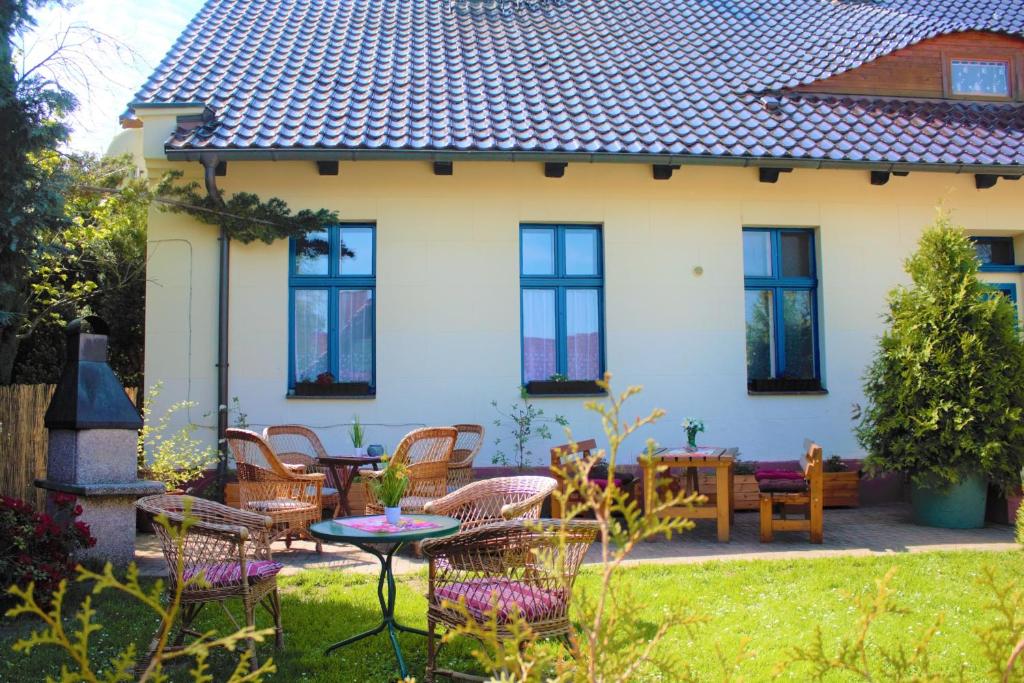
[856, 214, 1024, 528]
[371, 457, 408, 525]
[350, 415, 366, 456]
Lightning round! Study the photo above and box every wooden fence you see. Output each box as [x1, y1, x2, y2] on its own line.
[0, 384, 138, 509]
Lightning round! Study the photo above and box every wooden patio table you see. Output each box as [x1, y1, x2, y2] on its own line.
[642, 447, 738, 542]
[316, 454, 381, 517]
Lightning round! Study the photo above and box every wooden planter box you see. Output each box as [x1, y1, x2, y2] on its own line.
[823, 471, 860, 508]
[698, 474, 760, 511]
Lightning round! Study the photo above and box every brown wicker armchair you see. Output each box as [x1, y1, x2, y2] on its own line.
[135, 495, 283, 673]
[420, 519, 597, 680]
[227, 428, 324, 553]
[448, 424, 484, 491]
[365, 427, 457, 515]
[423, 476, 556, 531]
[262, 424, 341, 516]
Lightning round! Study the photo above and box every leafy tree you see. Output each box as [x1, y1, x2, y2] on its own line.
[0, 0, 75, 383]
[856, 212, 1024, 492]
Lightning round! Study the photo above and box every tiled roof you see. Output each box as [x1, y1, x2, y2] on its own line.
[134, 0, 1024, 168]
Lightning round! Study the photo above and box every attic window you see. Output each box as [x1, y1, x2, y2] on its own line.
[949, 58, 1011, 98]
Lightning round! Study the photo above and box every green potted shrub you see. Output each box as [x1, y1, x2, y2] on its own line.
[371, 457, 409, 524]
[856, 215, 1024, 528]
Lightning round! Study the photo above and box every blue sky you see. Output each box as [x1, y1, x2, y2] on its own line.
[24, 0, 206, 152]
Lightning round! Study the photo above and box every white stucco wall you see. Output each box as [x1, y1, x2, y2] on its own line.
[141, 154, 1024, 464]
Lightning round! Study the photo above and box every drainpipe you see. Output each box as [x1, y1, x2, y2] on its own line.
[200, 154, 230, 500]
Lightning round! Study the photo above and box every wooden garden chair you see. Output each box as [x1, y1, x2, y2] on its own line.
[262, 424, 341, 516]
[365, 427, 457, 515]
[448, 424, 485, 491]
[423, 475, 557, 531]
[758, 441, 824, 544]
[226, 428, 324, 553]
[421, 520, 597, 682]
[135, 494, 284, 673]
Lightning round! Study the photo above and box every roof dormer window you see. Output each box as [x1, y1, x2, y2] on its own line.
[948, 58, 1012, 99]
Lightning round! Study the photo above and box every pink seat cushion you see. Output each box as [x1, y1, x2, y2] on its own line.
[183, 560, 283, 587]
[758, 478, 808, 494]
[435, 578, 566, 622]
[755, 469, 804, 481]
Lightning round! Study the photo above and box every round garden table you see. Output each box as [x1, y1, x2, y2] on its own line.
[309, 514, 461, 678]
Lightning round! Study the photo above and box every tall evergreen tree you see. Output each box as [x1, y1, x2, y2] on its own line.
[0, 0, 74, 383]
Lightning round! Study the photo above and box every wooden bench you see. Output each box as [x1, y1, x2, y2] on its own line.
[759, 442, 823, 544]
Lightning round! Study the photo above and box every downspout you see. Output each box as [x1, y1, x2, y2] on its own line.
[200, 154, 230, 500]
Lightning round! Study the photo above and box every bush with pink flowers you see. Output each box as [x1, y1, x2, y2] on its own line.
[0, 493, 95, 603]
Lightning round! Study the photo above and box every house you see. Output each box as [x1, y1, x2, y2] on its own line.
[119, 0, 1024, 463]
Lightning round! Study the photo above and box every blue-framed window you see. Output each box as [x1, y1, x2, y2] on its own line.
[520, 224, 605, 386]
[971, 236, 1023, 272]
[288, 224, 375, 392]
[743, 228, 821, 391]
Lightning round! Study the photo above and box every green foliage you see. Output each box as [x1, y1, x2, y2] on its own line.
[6, 503, 276, 682]
[349, 415, 365, 448]
[370, 457, 408, 508]
[1017, 501, 1024, 547]
[857, 212, 1024, 492]
[491, 394, 568, 469]
[153, 171, 340, 245]
[12, 153, 148, 386]
[0, 1, 76, 383]
[138, 383, 217, 492]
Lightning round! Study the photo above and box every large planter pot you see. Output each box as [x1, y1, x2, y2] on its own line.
[910, 474, 988, 529]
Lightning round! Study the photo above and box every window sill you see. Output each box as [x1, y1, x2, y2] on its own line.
[524, 380, 607, 397]
[748, 389, 828, 396]
[287, 393, 376, 400]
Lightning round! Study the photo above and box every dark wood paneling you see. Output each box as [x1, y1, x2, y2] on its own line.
[793, 30, 1024, 100]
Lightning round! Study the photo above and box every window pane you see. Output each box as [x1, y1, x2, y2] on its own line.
[294, 290, 329, 382]
[522, 228, 555, 275]
[339, 226, 374, 275]
[782, 290, 815, 379]
[338, 290, 374, 383]
[974, 238, 1015, 266]
[743, 231, 772, 277]
[566, 289, 600, 380]
[745, 290, 775, 380]
[522, 289, 556, 381]
[295, 230, 329, 275]
[780, 232, 812, 278]
[951, 59, 1010, 97]
[565, 229, 599, 276]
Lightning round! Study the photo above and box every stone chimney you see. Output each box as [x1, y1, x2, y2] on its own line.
[37, 317, 162, 568]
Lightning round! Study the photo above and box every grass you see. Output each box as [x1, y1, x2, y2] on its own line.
[1, 549, 1021, 682]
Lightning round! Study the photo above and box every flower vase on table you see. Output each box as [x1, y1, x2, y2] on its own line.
[682, 417, 705, 451]
[384, 506, 402, 525]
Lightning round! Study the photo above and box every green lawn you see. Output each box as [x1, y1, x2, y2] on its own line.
[2, 550, 1020, 682]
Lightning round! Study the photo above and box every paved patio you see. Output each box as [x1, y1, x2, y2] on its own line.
[135, 503, 1016, 578]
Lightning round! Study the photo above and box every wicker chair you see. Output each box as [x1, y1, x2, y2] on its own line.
[262, 425, 341, 516]
[135, 495, 283, 673]
[448, 424, 485, 491]
[421, 519, 597, 680]
[423, 476, 557, 531]
[226, 428, 324, 553]
[365, 427, 457, 515]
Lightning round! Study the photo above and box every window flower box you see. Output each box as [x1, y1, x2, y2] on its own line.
[524, 380, 605, 396]
[292, 381, 374, 397]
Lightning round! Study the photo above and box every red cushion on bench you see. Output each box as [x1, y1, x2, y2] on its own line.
[755, 469, 804, 481]
[758, 478, 808, 494]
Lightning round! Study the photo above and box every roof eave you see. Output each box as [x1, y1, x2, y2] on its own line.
[162, 146, 1022, 175]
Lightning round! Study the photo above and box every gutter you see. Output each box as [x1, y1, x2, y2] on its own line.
[199, 154, 231, 500]
[164, 147, 1023, 176]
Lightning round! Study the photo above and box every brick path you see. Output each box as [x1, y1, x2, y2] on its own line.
[135, 503, 1015, 578]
